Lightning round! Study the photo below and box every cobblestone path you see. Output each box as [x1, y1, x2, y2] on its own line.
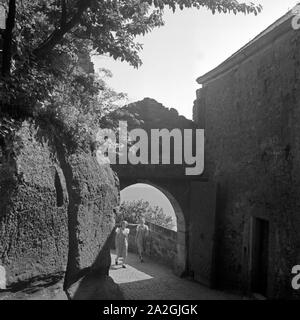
[110, 251, 245, 300]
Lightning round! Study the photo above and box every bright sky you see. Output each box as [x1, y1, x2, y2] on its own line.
[93, 0, 299, 120]
[121, 184, 177, 231]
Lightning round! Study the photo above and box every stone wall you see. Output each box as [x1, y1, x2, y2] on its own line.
[194, 17, 300, 299]
[63, 152, 119, 289]
[0, 119, 120, 299]
[0, 121, 69, 285]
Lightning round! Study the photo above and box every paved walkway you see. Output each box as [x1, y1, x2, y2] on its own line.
[0, 251, 246, 300]
[110, 251, 245, 300]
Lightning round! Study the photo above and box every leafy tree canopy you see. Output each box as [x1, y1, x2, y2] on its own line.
[0, 0, 261, 147]
[0, 0, 262, 105]
[118, 199, 175, 230]
[1, 0, 262, 68]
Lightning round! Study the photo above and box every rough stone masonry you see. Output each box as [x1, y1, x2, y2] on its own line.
[0, 119, 121, 299]
[193, 11, 300, 299]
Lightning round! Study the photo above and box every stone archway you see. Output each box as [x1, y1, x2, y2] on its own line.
[109, 98, 216, 284]
[120, 180, 187, 276]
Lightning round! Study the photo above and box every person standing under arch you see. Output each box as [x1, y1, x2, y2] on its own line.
[115, 220, 130, 268]
[135, 217, 149, 263]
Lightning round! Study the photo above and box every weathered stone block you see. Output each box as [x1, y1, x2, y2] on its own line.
[63, 152, 119, 288]
[0, 121, 69, 286]
[0, 119, 121, 301]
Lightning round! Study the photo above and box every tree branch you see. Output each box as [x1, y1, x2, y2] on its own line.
[33, 0, 92, 59]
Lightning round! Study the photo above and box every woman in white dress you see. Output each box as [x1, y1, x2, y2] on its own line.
[115, 221, 130, 268]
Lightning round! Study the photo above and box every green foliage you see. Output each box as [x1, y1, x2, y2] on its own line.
[0, 0, 262, 99]
[0, 0, 262, 146]
[118, 199, 175, 230]
[4, 0, 262, 66]
[38, 67, 128, 149]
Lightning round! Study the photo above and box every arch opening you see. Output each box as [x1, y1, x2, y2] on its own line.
[119, 182, 187, 276]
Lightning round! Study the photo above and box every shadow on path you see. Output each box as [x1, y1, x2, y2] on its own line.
[109, 251, 245, 300]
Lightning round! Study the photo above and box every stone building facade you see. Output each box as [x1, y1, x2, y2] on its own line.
[193, 11, 300, 299]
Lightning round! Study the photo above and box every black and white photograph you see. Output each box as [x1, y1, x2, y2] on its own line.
[0, 0, 300, 309]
